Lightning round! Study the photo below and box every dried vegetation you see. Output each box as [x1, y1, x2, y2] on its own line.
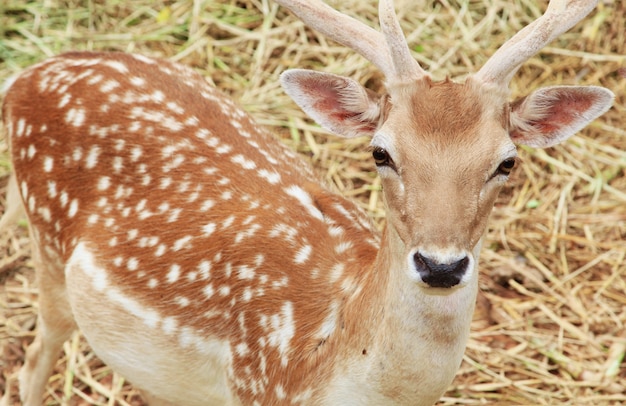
[0, 0, 624, 404]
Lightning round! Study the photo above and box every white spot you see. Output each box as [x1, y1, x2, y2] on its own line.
[284, 185, 324, 221]
[275, 385, 287, 400]
[177, 180, 191, 193]
[130, 76, 145, 87]
[234, 224, 261, 244]
[242, 287, 253, 301]
[185, 116, 199, 126]
[196, 128, 211, 139]
[267, 301, 295, 367]
[66, 108, 86, 127]
[236, 343, 250, 357]
[100, 79, 121, 92]
[27, 196, 35, 212]
[148, 278, 159, 289]
[87, 214, 100, 224]
[203, 284, 215, 299]
[112, 156, 124, 173]
[130, 146, 143, 161]
[103, 61, 128, 74]
[155, 244, 167, 257]
[27, 144, 36, 159]
[59, 191, 68, 208]
[231, 154, 257, 170]
[222, 215, 235, 229]
[98, 176, 111, 190]
[39, 207, 51, 223]
[150, 90, 165, 102]
[216, 144, 232, 154]
[43, 156, 54, 172]
[317, 300, 339, 340]
[58, 93, 72, 108]
[67, 199, 79, 218]
[160, 177, 173, 189]
[85, 145, 101, 169]
[258, 169, 281, 184]
[237, 265, 255, 280]
[219, 285, 230, 296]
[15, 118, 26, 137]
[329, 263, 345, 283]
[328, 225, 344, 237]
[198, 261, 211, 279]
[157, 202, 170, 213]
[335, 241, 353, 254]
[127, 229, 139, 240]
[221, 191, 233, 200]
[161, 316, 178, 335]
[173, 235, 193, 251]
[135, 199, 147, 213]
[127, 258, 139, 271]
[167, 208, 182, 223]
[47, 181, 57, 198]
[294, 244, 312, 264]
[175, 296, 190, 307]
[167, 264, 181, 283]
[142, 174, 152, 186]
[202, 223, 216, 236]
[72, 147, 83, 161]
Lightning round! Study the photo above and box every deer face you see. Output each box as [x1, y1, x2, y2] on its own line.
[371, 78, 516, 288]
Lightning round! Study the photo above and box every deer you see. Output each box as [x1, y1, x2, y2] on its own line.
[0, 0, 614, 404]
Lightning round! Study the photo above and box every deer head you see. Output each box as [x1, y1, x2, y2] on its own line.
[276, 0, 614, 289]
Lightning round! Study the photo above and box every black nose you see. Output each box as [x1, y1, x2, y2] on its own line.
[413, 252, 469, 288]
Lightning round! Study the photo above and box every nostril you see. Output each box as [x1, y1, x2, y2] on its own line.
[413, 252, 469, 288]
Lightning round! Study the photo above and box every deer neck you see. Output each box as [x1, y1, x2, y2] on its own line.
[326, 226, 479, 404]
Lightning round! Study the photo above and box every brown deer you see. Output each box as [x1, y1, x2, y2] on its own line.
[1, 0, 614, 405]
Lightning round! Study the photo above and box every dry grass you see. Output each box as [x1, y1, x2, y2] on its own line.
[0, 0, 625, 404]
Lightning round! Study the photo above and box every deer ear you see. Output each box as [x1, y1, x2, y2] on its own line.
[280, 69, 383, 138]
[509, 86, 614, 148]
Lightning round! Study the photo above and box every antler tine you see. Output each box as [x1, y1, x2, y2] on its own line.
[475, 0, 598, 85]
[378, 0, 426, 81]
[275, 0, 393, 75]
[275, 0, 426, 82]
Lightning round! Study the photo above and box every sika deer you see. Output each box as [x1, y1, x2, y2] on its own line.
[1, 0, 614, 405]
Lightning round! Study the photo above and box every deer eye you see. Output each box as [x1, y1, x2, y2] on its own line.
[372, 147, 393, 168]
[496, 158, 517, 177]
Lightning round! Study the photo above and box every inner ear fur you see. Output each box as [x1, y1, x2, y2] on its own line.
[280, 69, 383, 138]
[509, 85, 614, 148]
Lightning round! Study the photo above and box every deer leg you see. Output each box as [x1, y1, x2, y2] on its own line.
[19, 242, 76, 406]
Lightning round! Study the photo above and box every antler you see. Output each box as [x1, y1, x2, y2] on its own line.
[475, 0, 598, 85]
[274, 0, 426, 82]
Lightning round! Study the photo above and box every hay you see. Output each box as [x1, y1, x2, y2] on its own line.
[0, 0, 624, 404]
